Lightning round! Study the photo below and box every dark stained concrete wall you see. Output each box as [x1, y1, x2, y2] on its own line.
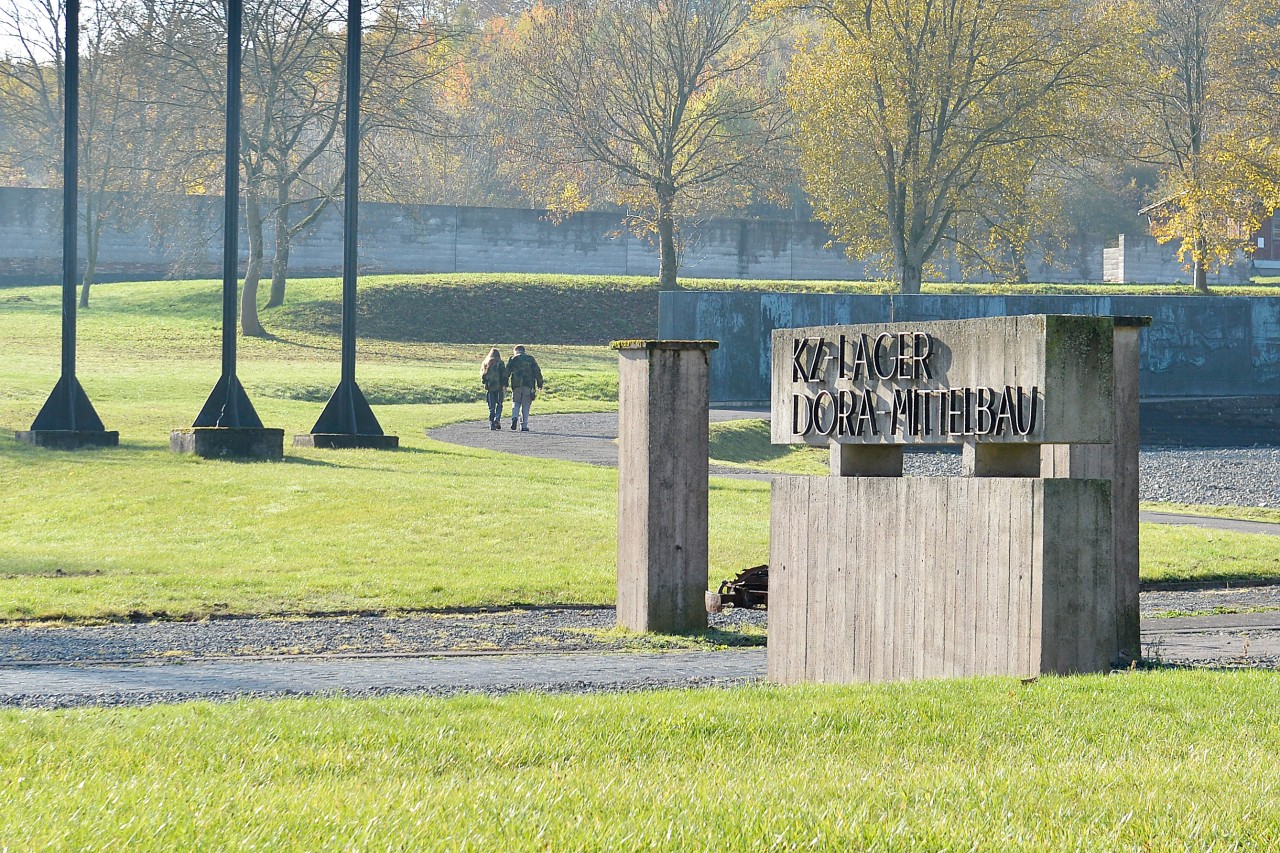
[659, 291, 1280, 404]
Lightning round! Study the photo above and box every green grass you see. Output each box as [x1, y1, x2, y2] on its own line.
[2, 279, 1278, 622]
[1146, 605, 1280, 619]
[708, 418, 828, 474]
[3, 671, 1280, 849]
[1140, 524, 1280, 583]
[0, 279, 767, 621]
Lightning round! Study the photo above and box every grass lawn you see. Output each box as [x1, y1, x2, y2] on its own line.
[1, 279, 1277, 622]
[2, 670, 1280, 849]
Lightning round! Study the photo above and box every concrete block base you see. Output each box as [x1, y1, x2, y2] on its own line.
[15, 430, 120, 449]
[768, 476, 1117, 684]
[293, 433, 400, 450]
[170, 428, 284, 460]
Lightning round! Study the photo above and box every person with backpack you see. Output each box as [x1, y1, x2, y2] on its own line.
[506, 344, 544, 431]
[481, 348, 509, 430]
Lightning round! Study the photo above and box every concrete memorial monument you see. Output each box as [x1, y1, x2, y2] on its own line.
[768, 315, 1142, 683]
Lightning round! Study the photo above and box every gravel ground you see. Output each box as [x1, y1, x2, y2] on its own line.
[1141, 584, 1280, 618]
[902, 446, 1280, 507]
[0, 678, 761, 711]
[0, 607, 769, 664]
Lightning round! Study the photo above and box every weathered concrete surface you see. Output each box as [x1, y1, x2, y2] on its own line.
[615, 341, 718, 634]
[170, 428, 285, 460]
[14, 429, 119, 449]
[768, 476, 1118, 684]
[771, 315, 1115, 447]
[1041, 321, 1144, 661]
[1044, 318, 1146, 655]
[661, 291, 1280, 411]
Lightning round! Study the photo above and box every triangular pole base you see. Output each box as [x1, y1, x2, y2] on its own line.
[308, 377, 385, 436]
[295, 378, 398, 449]
[194, 373, 264, 429]
[30, 375, 107, 432]
[19, 377, 118, 448]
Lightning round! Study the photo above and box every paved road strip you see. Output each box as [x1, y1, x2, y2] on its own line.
[1138, 511, 1280, 537]
[0, 650, 766, 707]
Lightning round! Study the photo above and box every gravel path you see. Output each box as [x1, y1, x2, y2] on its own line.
[0, 649, 765, 710]
[0, 607, 767, 664]
[4, 604, 1280, 708]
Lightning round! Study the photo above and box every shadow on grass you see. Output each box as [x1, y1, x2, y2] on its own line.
[1141, 576, 1280, 590]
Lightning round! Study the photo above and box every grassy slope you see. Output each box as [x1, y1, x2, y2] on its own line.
[1, 280, 1277, 622]
[3, 671, 1280, 849]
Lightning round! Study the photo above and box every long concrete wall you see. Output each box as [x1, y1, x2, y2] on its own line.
[659, 291, 1280, 403]
[0, 186, 1103, 286]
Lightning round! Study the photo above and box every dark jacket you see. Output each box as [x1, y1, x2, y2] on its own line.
[507, 352, 544, 390]
[482, 360, 508, 392]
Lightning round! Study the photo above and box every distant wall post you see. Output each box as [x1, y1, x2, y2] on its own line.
[612, 340, 719, 633]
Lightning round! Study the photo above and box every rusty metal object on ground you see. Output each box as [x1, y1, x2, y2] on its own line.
[706, 564, 769, 613]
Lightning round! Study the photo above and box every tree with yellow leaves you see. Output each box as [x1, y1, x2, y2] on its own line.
[781, 0, 1128, 293]
[1127, 0, 1280, 292]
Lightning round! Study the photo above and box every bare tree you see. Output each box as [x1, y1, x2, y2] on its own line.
[137, 0, 457, 335]
[512, 0, 789, 289]
[0, 0, 162, 304]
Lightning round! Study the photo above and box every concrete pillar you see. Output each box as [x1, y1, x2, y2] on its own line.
[830, 443, 903, 477]
[963, 442, 1042, 477]
[1040, 318, 1147, 660]
[612, 340, 719, 633]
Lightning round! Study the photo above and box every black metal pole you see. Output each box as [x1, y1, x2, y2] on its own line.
[61, 0, 78, 393]
[222, 0, 241, 387]
[21, 0, 114, 445]
[302, 0, 391, 444]
[341, 0, 359, 387]
[188, 0, 263, 427]
[190, 0, 263, 430]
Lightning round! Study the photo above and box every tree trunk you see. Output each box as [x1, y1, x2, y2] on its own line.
[240, 193, 268, 337]
[1013, 248, 1030, 285]
[267, 236, 289, 308]
[656, 184, 679, 290]
[267, 199, 289, 308]
[79, 204, 99, 308]
[898, 260, 923, 294]
[1193, 236, 1210, 293]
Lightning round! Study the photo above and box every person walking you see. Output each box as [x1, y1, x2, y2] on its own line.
[506, 344, 544, 431]
[481, 348, 509, 430]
